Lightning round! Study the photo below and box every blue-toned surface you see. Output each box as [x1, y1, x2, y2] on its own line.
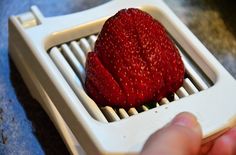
[0, 75, 43, 155]
[0, 0, 235, 155]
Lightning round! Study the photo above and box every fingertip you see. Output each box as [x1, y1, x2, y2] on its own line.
[226, 127, 236, 139]
[171, 112, 197, 126]
[208, 127, 236, 155]
[141, 112, 202, 155]
[208, 136, 233, 155]
[171, 112, 202, 135]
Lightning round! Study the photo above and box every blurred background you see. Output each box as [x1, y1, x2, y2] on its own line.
[0, 0, 235, 154]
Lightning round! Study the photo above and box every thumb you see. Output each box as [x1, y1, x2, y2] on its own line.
[141, 112, 202, 155]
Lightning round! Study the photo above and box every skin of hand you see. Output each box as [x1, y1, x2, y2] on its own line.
[140, 112, 236, 155]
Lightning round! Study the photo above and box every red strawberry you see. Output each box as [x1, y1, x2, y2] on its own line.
[85, 8, 185, 109]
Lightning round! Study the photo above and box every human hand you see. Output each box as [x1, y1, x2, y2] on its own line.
[141, 112, 236, 155]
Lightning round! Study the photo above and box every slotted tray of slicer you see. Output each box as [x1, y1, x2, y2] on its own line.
[48, 34, 213, 122]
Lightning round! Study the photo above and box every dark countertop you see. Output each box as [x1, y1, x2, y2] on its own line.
[166, 0, 236, 77]
[0, 0, 235, 154]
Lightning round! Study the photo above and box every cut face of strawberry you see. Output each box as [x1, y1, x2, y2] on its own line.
[85, 8, 185, 109]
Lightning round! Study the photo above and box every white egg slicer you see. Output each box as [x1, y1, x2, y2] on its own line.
[9, 0, 236, 154]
